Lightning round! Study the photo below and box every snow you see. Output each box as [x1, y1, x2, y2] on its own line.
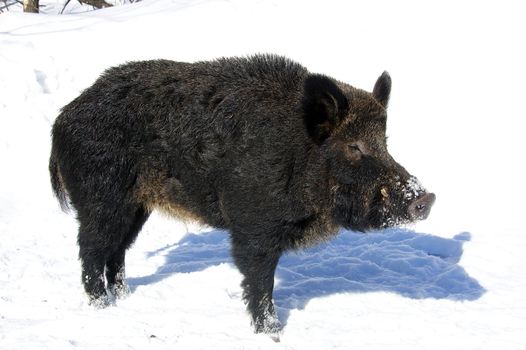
[1, 0, 526, 349]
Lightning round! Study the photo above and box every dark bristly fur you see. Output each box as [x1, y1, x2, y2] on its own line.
[49, 54, 434, 336]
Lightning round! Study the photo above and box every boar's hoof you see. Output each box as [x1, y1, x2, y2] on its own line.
[109, 282, 131, 299]
[88, 293, 111, 309]
[254, 314, 282, 341]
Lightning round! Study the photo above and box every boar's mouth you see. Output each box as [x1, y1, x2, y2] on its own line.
[334, 177, 436, 232]
[367, 191, 435, 230]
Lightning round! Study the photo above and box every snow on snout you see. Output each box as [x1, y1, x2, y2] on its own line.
[402, 177, 427, 201]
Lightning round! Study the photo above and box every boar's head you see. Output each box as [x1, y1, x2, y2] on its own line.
[303, 72, 435, 232]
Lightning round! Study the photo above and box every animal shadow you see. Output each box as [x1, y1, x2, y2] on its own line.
[128, 228, 485, 325]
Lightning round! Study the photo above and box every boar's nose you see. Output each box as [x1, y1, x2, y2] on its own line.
[408, 193, 436, 221]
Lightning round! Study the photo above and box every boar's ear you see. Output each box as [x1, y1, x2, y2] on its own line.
[373, 71, 392, 108]
[303, 74, 349, 144]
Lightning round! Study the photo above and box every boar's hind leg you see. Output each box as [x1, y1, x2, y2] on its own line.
[231, 238, 282, 336]
[77, 204, 149, 307]
[105, 206, 150, 299]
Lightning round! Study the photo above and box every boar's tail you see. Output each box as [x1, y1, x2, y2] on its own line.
[49, 147, 70, 212]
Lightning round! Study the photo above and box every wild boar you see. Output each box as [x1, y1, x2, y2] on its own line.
[49, 54, 435, 336]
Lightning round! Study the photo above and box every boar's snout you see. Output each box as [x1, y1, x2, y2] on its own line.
[408, 192, 436, 221]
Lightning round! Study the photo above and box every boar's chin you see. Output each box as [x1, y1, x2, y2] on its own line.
[339, 206, 413, 233]
[331, 186, 385, 233]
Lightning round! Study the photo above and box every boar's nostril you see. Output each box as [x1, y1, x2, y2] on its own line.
[408, 193, 436, 221]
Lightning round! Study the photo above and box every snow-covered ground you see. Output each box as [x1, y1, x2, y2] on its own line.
[1, 0, 526, 349]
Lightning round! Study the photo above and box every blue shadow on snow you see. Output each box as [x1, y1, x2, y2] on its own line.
[128, 228, 485, 324]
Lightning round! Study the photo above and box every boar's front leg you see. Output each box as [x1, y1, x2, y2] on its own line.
[231, 236, 282, 337]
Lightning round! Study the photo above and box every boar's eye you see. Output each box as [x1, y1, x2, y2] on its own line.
[346, 143, 364, 161]
[348, 143, 363, 154]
